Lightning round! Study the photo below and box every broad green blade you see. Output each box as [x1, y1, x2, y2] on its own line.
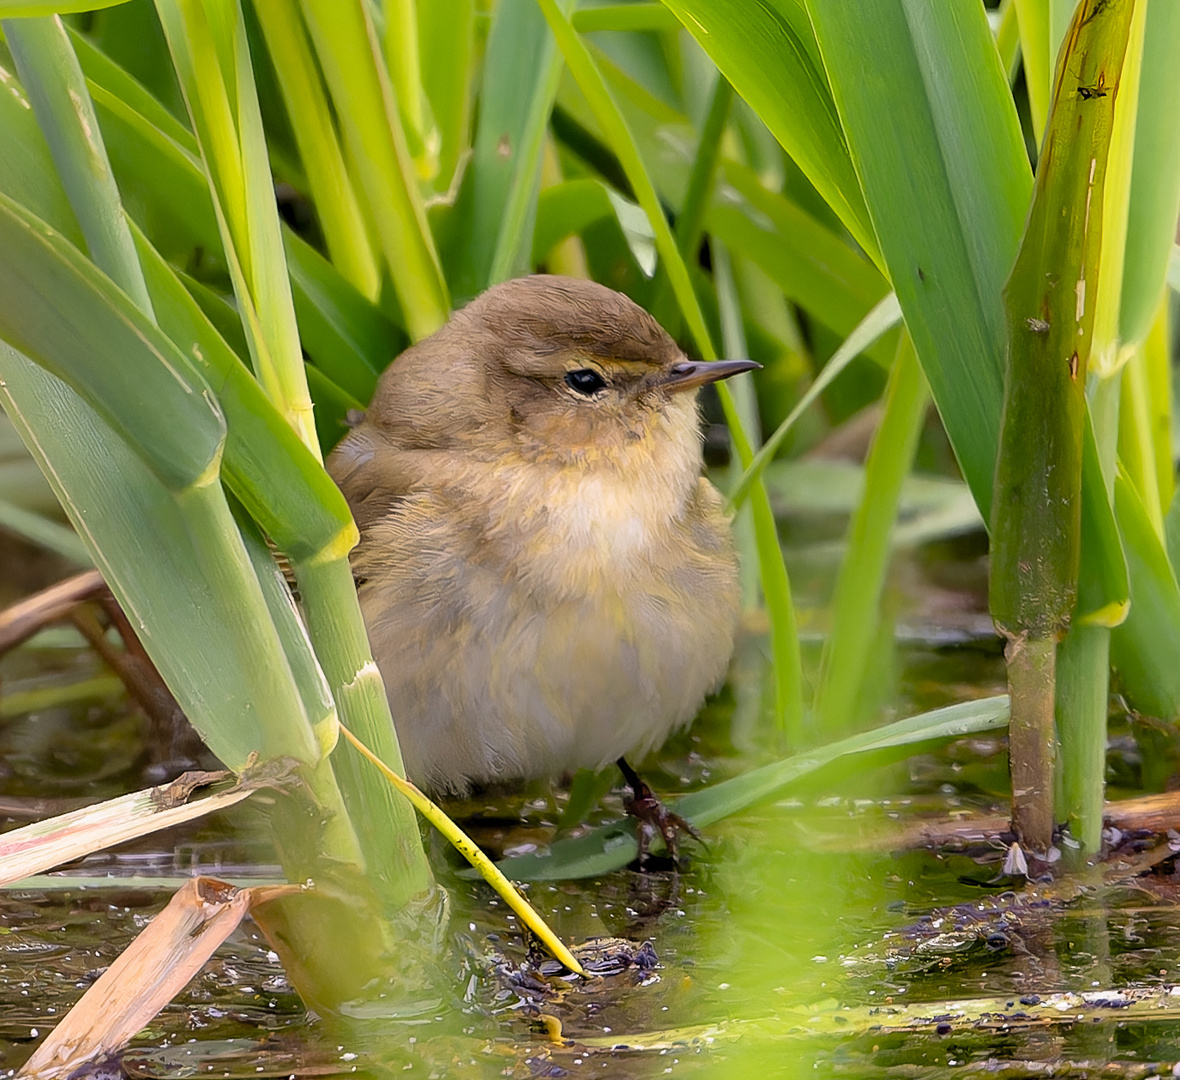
[417, 0, 475, 191]
[708, 160, 890, 355]
[531, 177, 614, 262]
[4, 16, 153, 316]
[1111, 467, 1180, 721]
[130, 224, 357, 563]
[0, 190, 222, 493]
[461, 0, 574, 291]
[660, 0, 877, 263]
[805, 0, 1032, 520]
[0, 345, 319, 769]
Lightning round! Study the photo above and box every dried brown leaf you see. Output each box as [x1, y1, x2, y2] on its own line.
[18, 877, 298, 1080]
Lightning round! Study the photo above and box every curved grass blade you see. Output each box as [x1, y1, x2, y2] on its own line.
[728, 293, 902, 511]
[0, 0, 129, 11]
[253, 0, 380, 300]
[132, 226, 355, 563]
[714, 240, 803, 738]
[812, 334, 929, 734]
[538, 0, 801, 735]
[490, 696, 1011, 881]
[338, 724, 587, 976]
[708, 160, 890, 354]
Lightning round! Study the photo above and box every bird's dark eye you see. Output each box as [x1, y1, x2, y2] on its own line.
[564, 368, 607, 396]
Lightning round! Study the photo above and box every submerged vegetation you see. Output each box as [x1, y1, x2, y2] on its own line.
[0, 0, 1179, 1070]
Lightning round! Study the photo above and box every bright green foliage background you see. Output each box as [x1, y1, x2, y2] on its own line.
[0, 0, 1179, 1004]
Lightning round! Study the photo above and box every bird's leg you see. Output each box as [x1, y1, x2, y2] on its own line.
[616, 757, 702, 864]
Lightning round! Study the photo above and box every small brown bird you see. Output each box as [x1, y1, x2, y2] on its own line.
[328, 275, 754, 827]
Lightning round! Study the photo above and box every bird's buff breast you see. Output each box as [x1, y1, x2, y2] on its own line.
[355, 453, 740, 793]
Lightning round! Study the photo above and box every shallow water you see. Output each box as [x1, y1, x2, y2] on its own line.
[5, 557, 1180, 1078]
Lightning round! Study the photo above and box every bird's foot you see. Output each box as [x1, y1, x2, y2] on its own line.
[617, 757, 702, 866]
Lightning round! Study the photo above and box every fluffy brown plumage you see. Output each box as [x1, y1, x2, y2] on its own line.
[328, 275, 753, 793]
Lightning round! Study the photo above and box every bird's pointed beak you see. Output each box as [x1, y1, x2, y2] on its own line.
[658, 358, 761, 394]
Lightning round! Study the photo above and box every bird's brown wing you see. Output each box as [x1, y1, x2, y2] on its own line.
[327, 425, 467, 595]
[327, 425, 420, 533]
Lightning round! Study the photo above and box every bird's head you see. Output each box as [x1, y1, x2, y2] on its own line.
[355, 275, 758, 467]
